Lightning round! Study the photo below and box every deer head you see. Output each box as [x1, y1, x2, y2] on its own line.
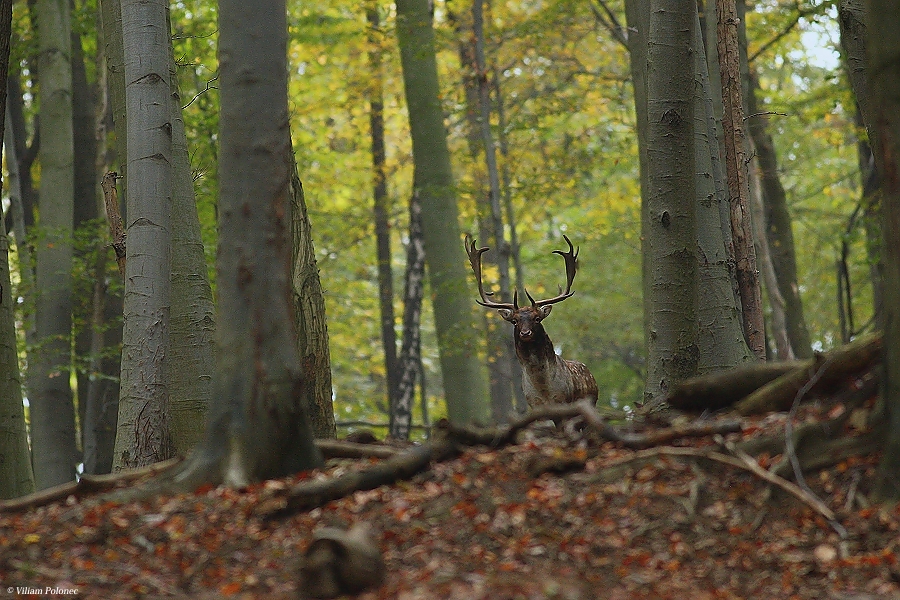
[464, 234, 579, 343]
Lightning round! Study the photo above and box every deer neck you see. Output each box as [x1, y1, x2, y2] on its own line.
[514, 325, 558, 370]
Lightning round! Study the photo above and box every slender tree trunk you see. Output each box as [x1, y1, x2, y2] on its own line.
[83, 3, 122, 475]
[393, 192, 426, 440]
[745, 71, 812, 359]
[473, 0, 516, 423]
[840, 0, 885, 328]
[172, 0, 323, 489]
[643, 0, 698, 406]
[491, 68, 526, 413]
[113, 0, 174, 470]
[0, 0, 35, 499]
[692, 13, 753, 373]
[31, 0, 78, 489]
[0, 234, 34, 498]
[624, 0, 651, 364]
[290, 158, 336, 439]
[716, 0, 765, 359]
[866, 0, 900, 501]
[166, 6, 215, 455]
[366, 4, 400, 419]
[395, 0, 489, 424]
[450, 0, 516, 422]
[100, 0, 127, 203]
[72, 20, 99, 427]
[6, 74, 37, 235]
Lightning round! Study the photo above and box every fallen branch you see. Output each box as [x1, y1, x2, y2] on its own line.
[317, 439, 401, 460]
[442, 400, 742, 449]
[715, 435, 845, 537]
[598, 444, 837, 525]
[256, 436, 459, 519]
[0, 458, 182, 513]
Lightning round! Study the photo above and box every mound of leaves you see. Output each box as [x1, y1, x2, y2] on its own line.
[1, 405, 898, 599]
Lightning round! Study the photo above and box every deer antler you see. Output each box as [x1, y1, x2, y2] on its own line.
[464, 235, 516, 310]
[530, 234, 579, 307]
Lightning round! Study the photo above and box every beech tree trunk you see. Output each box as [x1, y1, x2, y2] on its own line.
[395, 0, 489, 424]
[173, 0, 323, 488]
[643, 0, 698, 405]
[0, 0, 34, 498]
[31, 0, 78, 489]
[113, 0, 175, 470]
[839, 0, 885, 328]
[167, 6, 216, 455]
[692, 13, 753, 373]
[866, 0, 900, 501]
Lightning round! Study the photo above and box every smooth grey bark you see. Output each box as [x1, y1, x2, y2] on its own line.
[167, 7, 215, 456]
[290, 159, 336, 439]
[82, 0, 122, 476]
[366, 4, 400, 420]
[31, 0, 78, 489]
[173, 0, 322, 488]
[395, 0, 489, 424]
[0, 0, 35, 499]
[113, 0, 174, 470]
[866, 0, 900, 501]
[643, 0, 698, 405]
[692, 14, 753, 373]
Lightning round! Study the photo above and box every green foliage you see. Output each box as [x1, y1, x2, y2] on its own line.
[4, 0, 873, 431]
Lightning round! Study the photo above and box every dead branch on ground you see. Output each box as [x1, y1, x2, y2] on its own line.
[0, 458, 182, 513]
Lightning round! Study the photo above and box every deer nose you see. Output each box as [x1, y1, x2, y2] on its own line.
[519, 328, 533, 341]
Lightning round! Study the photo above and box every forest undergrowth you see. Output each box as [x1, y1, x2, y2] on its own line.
[0, 392, 897, 599]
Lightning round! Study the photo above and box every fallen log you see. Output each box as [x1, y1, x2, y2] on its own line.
[734, 333, 881, 415]
[666, 361, 804, 411]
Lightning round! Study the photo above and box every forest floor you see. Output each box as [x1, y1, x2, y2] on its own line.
[1, 401, 899, 599]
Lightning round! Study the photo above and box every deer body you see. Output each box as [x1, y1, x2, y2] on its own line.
[466, 235, 598, 408]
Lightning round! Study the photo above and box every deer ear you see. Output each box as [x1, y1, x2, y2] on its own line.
[539, 305, 552, 319]
[498, 308, 514, 321]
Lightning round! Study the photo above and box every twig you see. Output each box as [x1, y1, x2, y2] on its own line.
[715, 435, 845, 536]
[587, 0, 628, 48]
[182, 74, 219, 110]
[783, 356, 848, 538]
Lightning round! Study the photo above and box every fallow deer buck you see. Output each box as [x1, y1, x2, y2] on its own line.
[465, 235, 598, 409]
